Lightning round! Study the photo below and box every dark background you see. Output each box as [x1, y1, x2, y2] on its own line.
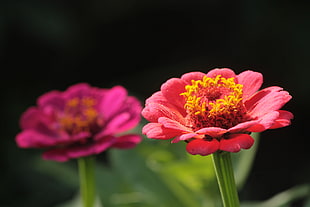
[1, 0, 309, 206]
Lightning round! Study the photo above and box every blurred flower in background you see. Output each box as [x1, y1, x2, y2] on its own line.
[16, 83, 142, 162]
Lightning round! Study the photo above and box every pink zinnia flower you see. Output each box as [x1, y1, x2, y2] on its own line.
[142, 68, 293, 156]
[16, 83, 142, 162]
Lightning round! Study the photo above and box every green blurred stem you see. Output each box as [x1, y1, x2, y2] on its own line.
[78, 156, 96, 207]
[212, 151, 240, 207]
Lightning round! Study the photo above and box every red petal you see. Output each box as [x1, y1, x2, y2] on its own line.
[246, 111, 280, 132]
[160, 78, 187, 110]
[142, 123, 182, 139]
[245, 86, 292, 118]
[228, 120, 259, 133]
[172, 133, 199, 143]
[195, 127, 227, 137]
[219, 134, 254, 152]
[206, 68, 236, 79]
[236, 70, 263, 100]
[142, 102, 186, 124]
[269, 110, 293, 129]
[186, 139, 219, 156]
[112, 134, 142, 149]
[145, 91, 166, 105]
[158, 117, 192, 132]
[180, 72, 206, 84]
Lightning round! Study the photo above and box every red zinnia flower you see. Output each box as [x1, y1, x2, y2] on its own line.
[142, 68, 293, 156]
[16, 83, 142, 162]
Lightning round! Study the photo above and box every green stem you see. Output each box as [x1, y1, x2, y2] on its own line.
[212, 151, 240, 207]
[78, 156, 96, 207]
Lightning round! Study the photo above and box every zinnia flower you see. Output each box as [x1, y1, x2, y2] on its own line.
[142, 68, 293, 156]
[16, 83, 142, 162]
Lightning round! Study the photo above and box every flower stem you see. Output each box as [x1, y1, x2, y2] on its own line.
[78, 156, 96, 207]
[212, 151, 240, 207]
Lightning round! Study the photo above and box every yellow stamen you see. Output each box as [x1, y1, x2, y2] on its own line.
[67, 98, 79, 107]
[82, 97, 96, 107]
[180, 75, 243, 117]
[60, 97, 98, 134]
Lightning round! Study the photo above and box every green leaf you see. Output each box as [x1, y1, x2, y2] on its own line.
[33, 158, 78, 188]
[241, 184, 310, 207]
[109, 148, 199, 207]
[55, 194, 102, 207]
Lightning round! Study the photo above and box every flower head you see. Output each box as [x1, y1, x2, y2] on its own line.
[142, 68, 293, 156]
[16, 83, 142, 161]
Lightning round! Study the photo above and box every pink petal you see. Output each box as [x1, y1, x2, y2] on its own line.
[19, 107, 42, 129]
[94, 112, 131, 139]
[43, 145, 94, 162]
[237, 70, 263, 100]
[186, 138, 220, 156]
[245, 86, 292, 118]
[93, 136, 117, 154]
[246, 111, 280, 132]
[17, 107, 94, 147]
[43, 136, 117, 162]
[142, 123, 182, 139]
[16, 130, 59, 148]
[43, 149, 69, 162]
[63, 83, 92, 99]
[18, 107, 69, 145]
[245, 86, 282, 109]
[269, 110, 293, 129]
[99, 85, 128, 120]
[112, 134, 142, 149]
[160, 78, 187, 111]
[180, 72, 206, 84]
[37, 90, 65, 110]
[16, 128, 91, 148]
[70, 132, 92, 142]
[142, 102, 186, 124]
[171, 133, 200, 143]
[206, 68, 236, 79]
[158, 117, 192, 132]
[219, 134, 254, 152]
[96, 94, 141, 139]
[145, 91, 167, 105]
[114, 96, 142, 132]
[195, 127, 227, 137]
[228, 120, 259, 133]
[143, 91, 187, 120]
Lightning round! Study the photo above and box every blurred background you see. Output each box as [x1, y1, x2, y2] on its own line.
[1, 0, 309, 206]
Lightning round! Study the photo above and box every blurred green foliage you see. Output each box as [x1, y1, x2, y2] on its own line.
[22, 129, 309, 207]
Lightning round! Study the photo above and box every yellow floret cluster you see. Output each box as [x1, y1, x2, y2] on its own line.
[180, 75, 243, 118]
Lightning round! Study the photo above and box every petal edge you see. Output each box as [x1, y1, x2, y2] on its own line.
[186, 139, 219, 156]
[219, 134, 254, 152]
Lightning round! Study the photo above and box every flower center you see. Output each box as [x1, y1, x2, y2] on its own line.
[60, 97, 101, 134]
[180, 75, 246, 129]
